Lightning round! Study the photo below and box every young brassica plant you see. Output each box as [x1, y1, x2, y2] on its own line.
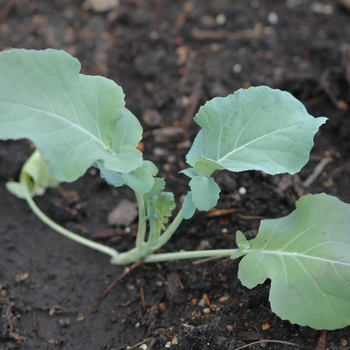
[0, 49, 349, 331]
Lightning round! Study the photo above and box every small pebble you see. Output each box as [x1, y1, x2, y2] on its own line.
[232, 64, 242, 73]
[238, 187, 247, 195]
[267, 12, 278, 25]
[216, 13, 226, 25]
[15, 273, 29, 283]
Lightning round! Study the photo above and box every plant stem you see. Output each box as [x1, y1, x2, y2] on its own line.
[21, 174, 120, 261]
[150, 210, 184, 250]
[142, 249, 237, 263]
[135, 192, 147, 252]
[20, 174, 240, 266]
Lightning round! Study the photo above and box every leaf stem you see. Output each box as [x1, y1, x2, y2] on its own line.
[135, 192, 147, 252]
[21, 173, 120, 261]
[142, 249, 237, 263]
[20, 174, 239, 266]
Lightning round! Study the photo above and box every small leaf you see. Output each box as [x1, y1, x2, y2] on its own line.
[237, 193, 350, 330]
[147, 192, 176, 241]
[194, 156, 224, 176]
[145, 178, 165, 198]
[96, 161, 124, 187]
[122, 166, 155, 194]
[0, 49, 143, 182]
[181, 192, 196, 219]
[230, 231, 249, 259]
[114, 107, 143, 149]
[180, 167, 197, 179]
[142, 160, 159, 177]
[189, 176, 220, 211]
[6, 149, 59, 199]
[187, 86, 327, 175]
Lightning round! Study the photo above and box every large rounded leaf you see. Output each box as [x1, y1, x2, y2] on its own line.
[235, 193, 350, 330]
[187, 87, 327, 176]
[0, 49, 143, 182]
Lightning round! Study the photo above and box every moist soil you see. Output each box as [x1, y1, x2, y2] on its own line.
[1, 1, 350, 349]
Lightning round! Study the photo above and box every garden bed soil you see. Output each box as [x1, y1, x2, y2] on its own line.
[1, 0, 350, 349]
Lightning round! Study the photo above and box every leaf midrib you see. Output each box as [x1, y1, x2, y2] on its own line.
[253, 249, 350, 266]
[2, 101, 110, 151]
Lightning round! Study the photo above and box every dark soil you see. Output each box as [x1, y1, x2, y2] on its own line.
[1, 0, 350, 349]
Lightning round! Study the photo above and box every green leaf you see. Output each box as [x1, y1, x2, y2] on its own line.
[122, 165, 155, 194]
[6, 149, 59, 199]
[145, 178, 165, 198]
[230, 231, 249, 259]
[189, 176, 220, 211]
[115, 107, 143, 149]
[236, 193, 350, 330]
[181, 192, 196, 219]
[180, 167, 197, 179]
[0, 49, 143, 182]
[96, 160, 124, 188]
[142, 160, 159, 177]
[187, 86, 327, 175]
[147, 192, 176, 239]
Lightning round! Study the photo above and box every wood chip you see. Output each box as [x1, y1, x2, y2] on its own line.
[261, 322, 271, 330]
[107, 199, 138, 226]
[15, 272, 29, 283]
[339, 0, 350, 10]
[82, 0, 119, 12]
[152, 127, 184, 144]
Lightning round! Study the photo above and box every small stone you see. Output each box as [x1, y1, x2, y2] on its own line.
[310, 2, 333, 14]
[226, 324, 233, 332]
[15, 273, 29, 283]
[338, 0, 350, 11]
[261, 322, 271, 330]
[158, 302, 166, 311]
[238, 187, 247, 195]
[171, 336, 178, 345]
[142, 109, 162, 127]
[198, 298, 206, 307]
[107, 199, 138, 226]
[219, 296, 229, 303]
[58, 318, 71, 327]
[267, 12, 278, 24]
[82, 0, 119, 12]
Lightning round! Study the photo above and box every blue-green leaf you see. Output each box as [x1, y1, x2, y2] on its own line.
[181, 192, 196, 219]
[6, 149, 59, 199]
[236, 193, 350, 330]
[96, 160, 124, 187]
[122, 165, 155, 194]
[187, 86, 327, 176]
[189, 176, 220, 211]
[0, 49, 143, 182]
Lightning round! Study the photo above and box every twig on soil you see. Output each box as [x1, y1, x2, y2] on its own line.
[234, 339, 311, 350]
[302, 156, 332, 188]
[192, 256, 225, 265]
[319, 68, 348, 110]
[116, 337, 153, 350]
[98, 260, 143, 302]
[314, 330, 327, 350]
